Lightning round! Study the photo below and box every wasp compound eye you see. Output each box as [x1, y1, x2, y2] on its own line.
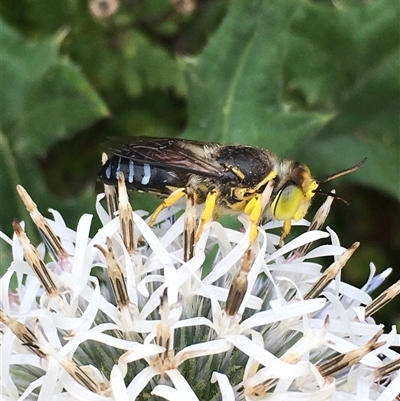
[271, 185, 303, 221]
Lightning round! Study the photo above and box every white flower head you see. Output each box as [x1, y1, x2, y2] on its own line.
[0, 185, 399, 401]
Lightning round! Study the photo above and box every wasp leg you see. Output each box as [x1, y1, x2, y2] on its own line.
[195, 190, 218, 243]
[244, 194, 263, 244]
[224, 194, 263, 316]
[184, 189, 197, 262]
[147, 188, 186, 227]
[278, 220, 292, 248]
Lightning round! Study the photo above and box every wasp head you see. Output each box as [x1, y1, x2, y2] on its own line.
[270, 161, 318, 223]
[270, 158, 367, 224]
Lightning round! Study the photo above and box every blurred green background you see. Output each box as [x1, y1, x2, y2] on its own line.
[1, 0, 399, 326]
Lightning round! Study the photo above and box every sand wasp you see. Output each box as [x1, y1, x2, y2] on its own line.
[98, 136, 365, 260]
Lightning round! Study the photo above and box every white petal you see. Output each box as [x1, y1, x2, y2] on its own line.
[138, 284, 166, 320]
[71, 276, 101, 336]
[46, 211, 76, 255]
[202, 229, 250, 286]
[110, 365, 129, 401]
[151, 385, 197, 401]
[2, 332, 20, 398]
[159, 213, 185, 248]
[376, 375, 400, 401]
[59, 370, 110, 401]
[92, 216, 120, 245]
[119, 343, 165, 365]
[227, 335, 310, 379]
[265, 231, 330, 263]
[60, 323, 136, 356]
[71, 213, 93, 278]
[126, 366, 158, 399]
[0, 230, 13, 246]
[268, 261, 322, 275]
[174, 339, 231, 366]
[304, 244, 346, 259]
[0, 269, 14, 314]
[193, 285, 262, 310]
[19, 376, 45, 401]
[132, 212, 169, 256]
[209, 221, 234, 256]
[335, 281, 372, 304]
[172, 316, 216, 331]
[95, 193, 112, 226]
[38, 357, 59, 401]
[308, 318, 383, 338]
[211, 372, 235, 401]
[137, 274, 164, 297]
[12, 224, 24, 261]
[240, 298, 326, 332]
[238, 230, 267, 315]
[165, 369, 199, 399]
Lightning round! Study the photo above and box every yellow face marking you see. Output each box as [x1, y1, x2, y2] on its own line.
[304, 180, 319, 200]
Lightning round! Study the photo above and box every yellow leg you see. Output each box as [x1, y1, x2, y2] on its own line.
[278, 219, 292, 248]
[148, 188, 186, 226]
[244, 194, 263, 244]
[195, 190, 218, 242]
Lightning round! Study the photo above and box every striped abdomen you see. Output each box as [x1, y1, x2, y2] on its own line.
[98, 156, 187, 195]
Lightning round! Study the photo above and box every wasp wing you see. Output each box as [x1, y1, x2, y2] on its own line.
[103, 136, 224, 178]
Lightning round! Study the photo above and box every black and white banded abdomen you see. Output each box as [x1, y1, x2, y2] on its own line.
[98, 156, 187, 195]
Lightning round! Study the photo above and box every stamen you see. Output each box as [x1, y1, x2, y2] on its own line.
[16, 185, 68, 265]
[12, 219, 59, 296]
[117, 172, 135, 255]
[95, 237, 130, 308]
[102, 153, 118, 218]
[365, 279, 400, 318]
[374, 357, 400, 378]
[303, 242, 359, 299]
[60, 359, 104, 393]
[294, 192, 335, 258]
[318, 329, 384, 377]
[157, 288, 171, 352]
[225, 247, 253, 316]
[0, 309, 47, 358]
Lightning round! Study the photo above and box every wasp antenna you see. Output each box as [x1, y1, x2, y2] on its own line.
[313, 189, 350, 205]
[317, 158, 367, 185]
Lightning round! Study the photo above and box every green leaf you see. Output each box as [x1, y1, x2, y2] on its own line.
[300, 134, 399, 200]
[0, 18, 108, 240]
[288, 0, 400, 197]
[185, 0, 399, 199]
[121, 30, 187, 98]
[185, 0, 328, 152]
[0, 19, 109, 156]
